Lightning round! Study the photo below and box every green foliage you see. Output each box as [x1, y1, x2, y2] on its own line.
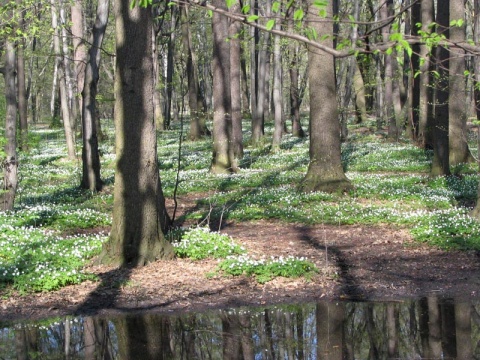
[170, 227, 246, 260]
[217, 255, 318, 284]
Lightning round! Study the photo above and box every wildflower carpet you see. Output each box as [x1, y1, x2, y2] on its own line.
[1, 213, 479, 322]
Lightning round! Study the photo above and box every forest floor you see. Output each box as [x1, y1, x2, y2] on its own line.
[2, 210, 480, 322]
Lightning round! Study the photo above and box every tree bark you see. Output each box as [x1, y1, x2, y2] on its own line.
[287, 4, 305, 138]
[99, 0, 174, 266]
[81, 0, 109, 192]
[16, 0, 28, 151]
[211, 0, 234, 173]
[1, 40, 18, 211]
[431, 2, 451, 176]
[272, 14, 283, 150]
[51, 0, 76, 159]
[449, 0, 474, 168]
[230, 3, 244, 160]
[71, 0, 87, 122]
[182, 4, 209, 140]
[301, 0, 351, 193]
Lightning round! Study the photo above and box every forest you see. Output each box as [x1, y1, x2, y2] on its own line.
[0, 0, 480, 321]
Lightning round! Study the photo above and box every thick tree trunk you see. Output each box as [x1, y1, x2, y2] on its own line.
[81, 0, 109, 192]
[470, 0, 480, 219]
[211, 0, 234, 173]
[99, 0, 174, 266]
[1, 41, 18, 211]
[449, 0, 474, 168]
[301, 0, 351, 193]
[431, 3, 451, 176]
[230, 3, 243, 160]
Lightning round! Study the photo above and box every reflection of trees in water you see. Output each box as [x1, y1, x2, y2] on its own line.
[2, 298, 480, 359]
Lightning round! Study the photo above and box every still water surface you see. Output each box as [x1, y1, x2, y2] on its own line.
[1, 297, 479, 359]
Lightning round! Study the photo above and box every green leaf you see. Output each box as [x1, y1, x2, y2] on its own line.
[226, 0, 236, 9]
[272, 1, 280, 13]
[266, 19, 275, 31]
[242, 4, 251, 14]
[293, 8, 304, 21]
[247, 15, 259, 22]
[385, 47, 393, 55]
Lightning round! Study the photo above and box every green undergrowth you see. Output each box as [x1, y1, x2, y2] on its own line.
[168, 226, 318, 283]
[1, 119, 480, 294]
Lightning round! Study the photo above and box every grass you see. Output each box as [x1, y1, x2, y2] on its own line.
[1, 118, 480, 293]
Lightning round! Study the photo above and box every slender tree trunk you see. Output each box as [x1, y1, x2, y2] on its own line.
[71, 0, 87, 122]
[99, 0, 174, 266]
[1, 40, 18, 211]
[51, 0, 76, 159]
[211, 0, 234, 173]
[380, 0, 397, 140]
[16, 1, 28, 151]
[301, 0, 351, 193]
[287, 4, 305, 137]
[81, 0, 109, 191]
[164, 6, 177, 129]
[230, 3, 243, 161]
[272, 15, 283, 150]
[60, 4, 78, 130]
[353, 60, 368, 124]
[240, 43, 250, 116]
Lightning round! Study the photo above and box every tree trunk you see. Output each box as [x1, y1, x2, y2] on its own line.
[381, 0, 398, 140]
[99, 0, 174, 266]
[449, 0, 474, 169]
[81, 0, 109, 192]
[211, 0, 234, 173]
[431, 2, 451, 176]
[301, 0, 351, 193]
[164, 6, 177, 130]
[470, 0, 480, 219]
[16, 1, 28, 151]
[182, 4, 208, 140]
[51, 0, 76, 159]
[71, 0, 87, 122]
[316, 302, 345, 360]
[353, 61, 368, 124]
[230, 3, 244, 160]
[272, 15, 283, 150]
[1, 40, 18, 211]
[455, 302, 473, 359]
[287, 4, 305, 138]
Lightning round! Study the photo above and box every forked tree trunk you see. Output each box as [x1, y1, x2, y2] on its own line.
[301, 0, 351, 193]
[1, 41, 18, 211]
[81, 0, 109, 191]
[99, 0, 174, 266]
